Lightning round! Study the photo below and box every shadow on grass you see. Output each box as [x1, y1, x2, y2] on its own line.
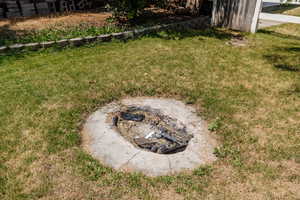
[261, 29, 300, 72]
[274, 64, 299, 72]
[145, 28, 235, 41]
[0, 50, 26, 65]
[262, 4, 300, 13]
[0, 45, 68, 65]
[0, 27, 236, 64]
[264, 51, 300, 72]
[258, 29, 300, 41]
[282, 47, 300, 52]
[0, 24, 25, 46]
[264, 54, 300, 72]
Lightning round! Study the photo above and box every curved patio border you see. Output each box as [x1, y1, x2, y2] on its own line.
[82, 97, 217, 177]
[0, 16, 210, 53]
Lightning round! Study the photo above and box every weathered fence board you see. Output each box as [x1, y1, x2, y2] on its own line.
[212, 0, 262, 32]
[0, 0, 104, 18]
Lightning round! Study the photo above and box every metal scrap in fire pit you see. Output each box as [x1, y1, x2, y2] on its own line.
[111, 106, 193, 154]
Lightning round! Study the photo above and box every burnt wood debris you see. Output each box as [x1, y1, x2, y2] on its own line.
[112, 106, 193, 154]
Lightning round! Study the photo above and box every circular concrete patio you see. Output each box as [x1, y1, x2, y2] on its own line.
[81, 97, 217, 176]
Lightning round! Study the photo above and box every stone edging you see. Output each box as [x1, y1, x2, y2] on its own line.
[0, 16, 210, 54]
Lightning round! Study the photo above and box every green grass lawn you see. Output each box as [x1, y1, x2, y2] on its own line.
[0, 23, 125, 46]
[0, 24, 299, 199]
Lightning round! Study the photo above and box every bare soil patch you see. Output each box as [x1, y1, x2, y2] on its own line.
[0, 7, 199, 46]
[0, 7, 196, 33]
[0, 11, 111, 31]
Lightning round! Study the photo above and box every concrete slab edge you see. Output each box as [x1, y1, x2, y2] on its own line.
[82, 97, 217, 177]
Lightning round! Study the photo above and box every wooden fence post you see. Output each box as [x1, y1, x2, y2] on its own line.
[212, 0, 263, 33]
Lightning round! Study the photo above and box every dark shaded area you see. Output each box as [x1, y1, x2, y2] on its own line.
[264, 53, 300, 72]
[120, 112, 145, 121]
[146, 27, 235, 41]
[0, 48, 26, 65]
[214, 0, 240, 27]
[274, 64, 299, 72]
[258, 29, 300, 41]
[0, 0, 106, 19]
[284, 47, 300, 52]
[0, 24, 30, 46]
[262, 4, 300, 13]
[114, 1, 213, 27]
[200, 0, 214, 17]
[261, 28, 300, 73]
[213, 0, 256, 31]
[121, 8, 194, 26]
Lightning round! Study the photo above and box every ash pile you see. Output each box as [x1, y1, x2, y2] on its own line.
[111, 106, 193, 154]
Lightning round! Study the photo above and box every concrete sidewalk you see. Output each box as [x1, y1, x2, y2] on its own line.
[260, 12, 300, 24]
[263, 2, 280, 8]
[258, 19, 284, 29]
[258, 12, 300, 28]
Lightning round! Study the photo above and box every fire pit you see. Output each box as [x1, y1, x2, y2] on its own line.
[82, 98, 217, 176]
[111, 106, 193, 154]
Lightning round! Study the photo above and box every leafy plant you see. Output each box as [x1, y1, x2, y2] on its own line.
[0, 24, 125, 46]
[107, 0, 147, 21]
[107, 0, 166, 21]
[193, 166, 213, 176]
[208, 117, 221, 132]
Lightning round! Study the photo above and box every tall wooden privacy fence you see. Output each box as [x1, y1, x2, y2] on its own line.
[0, 0, 105, 18]
[212, 0, 262, 32]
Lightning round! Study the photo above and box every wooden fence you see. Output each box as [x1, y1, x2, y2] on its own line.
[212, 0, 300, 33]
[263, 0, 300, 5]
[0, 0, 104, 18]
[259, 0, 300, 25]
[212, 0, 262, 32]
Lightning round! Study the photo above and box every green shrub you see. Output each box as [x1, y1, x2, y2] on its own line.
[108, 0, 147, 20]
[108, 0, 167, 21]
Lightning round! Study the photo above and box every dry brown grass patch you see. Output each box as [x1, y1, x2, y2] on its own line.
[0, 12, 111, 32]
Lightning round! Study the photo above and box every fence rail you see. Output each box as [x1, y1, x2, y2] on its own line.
[263, 0, 300, 5]
[260, 12, 300, 23]
[259, 0, 300, 28]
